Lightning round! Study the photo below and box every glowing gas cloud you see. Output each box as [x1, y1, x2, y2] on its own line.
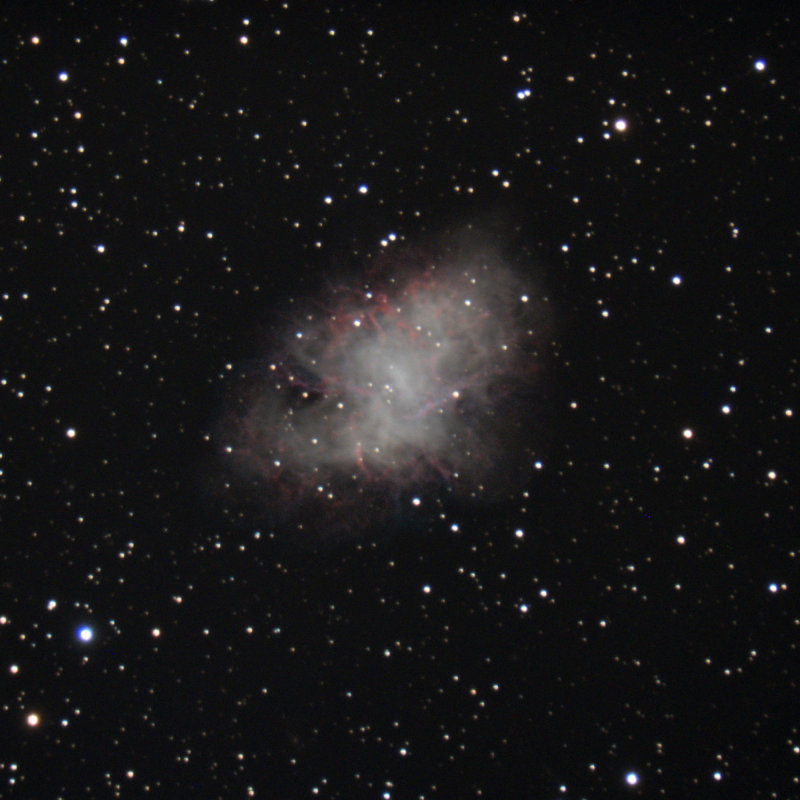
[218, 235, 550, 545]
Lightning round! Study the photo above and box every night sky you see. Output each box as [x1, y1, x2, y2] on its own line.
[2, 3, 797, 798]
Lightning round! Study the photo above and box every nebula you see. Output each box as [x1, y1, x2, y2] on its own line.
[217, 236, 550, 546]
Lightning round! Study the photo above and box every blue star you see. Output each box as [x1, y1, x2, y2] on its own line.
[76, 626, 94, 643]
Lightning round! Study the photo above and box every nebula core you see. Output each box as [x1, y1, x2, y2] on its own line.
[218, 238, 549, 545]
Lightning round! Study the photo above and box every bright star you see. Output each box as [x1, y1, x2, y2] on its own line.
[77, 626, 93, 642]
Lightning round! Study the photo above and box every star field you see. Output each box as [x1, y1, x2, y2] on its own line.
[1, 4, 797, 798]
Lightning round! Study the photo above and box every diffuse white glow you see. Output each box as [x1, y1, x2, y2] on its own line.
[246, 265, 534, 481]
[222, 243, 548, 540]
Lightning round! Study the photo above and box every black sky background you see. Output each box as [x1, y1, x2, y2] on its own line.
[1, 3, 797, 798]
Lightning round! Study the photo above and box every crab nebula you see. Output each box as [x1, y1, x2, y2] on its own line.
[218, 239, 549, 546]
